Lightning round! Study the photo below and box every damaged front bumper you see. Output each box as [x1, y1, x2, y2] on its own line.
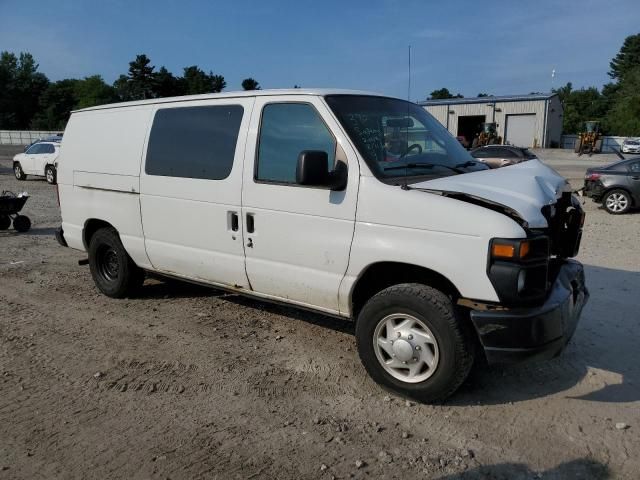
[469, 260, 588, 364]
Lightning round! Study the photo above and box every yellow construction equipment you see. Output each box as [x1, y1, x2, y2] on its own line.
[574, 121, 603, 156]
[472, 122, 502, 148]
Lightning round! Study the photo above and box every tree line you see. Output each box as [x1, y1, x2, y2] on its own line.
[426, 33, 640, 136]
[0, 53, 263, 130]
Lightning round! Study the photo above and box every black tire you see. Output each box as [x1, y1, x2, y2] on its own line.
[603, 189, 632, 215]
[88, 227, 144, 298]
[14, 163, 27, 180]
[356, 283, 474, 403]
[45, 165, 57, 185]
[0, 215, 10, 230]
[12, 215, 31, 232]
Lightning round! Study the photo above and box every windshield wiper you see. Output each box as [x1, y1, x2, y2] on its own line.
[454, 160, 479, 169]
[384, 162, 465, 174]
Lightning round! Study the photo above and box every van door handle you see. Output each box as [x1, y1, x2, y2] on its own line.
[246, 213, 255, 234]
[228, 211, 239, 232]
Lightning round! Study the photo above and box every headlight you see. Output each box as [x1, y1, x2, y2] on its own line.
[487, 237, 550, 305]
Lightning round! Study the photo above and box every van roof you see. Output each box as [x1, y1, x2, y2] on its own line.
[73, 88, 389, 113]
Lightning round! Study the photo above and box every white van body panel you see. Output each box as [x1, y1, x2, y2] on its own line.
[58, 106, 153, 268]
[339, 176, 525, 306]
[415, 159, 570, 228]
[139, 98, 255, 289]
[57, 89, 565, 319]
[241, 95, 360, 315]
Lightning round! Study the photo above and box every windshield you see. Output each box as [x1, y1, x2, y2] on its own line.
[325, 95, 487, 182]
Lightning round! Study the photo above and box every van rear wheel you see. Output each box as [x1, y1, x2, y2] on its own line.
[89, 227, 144, 298]
[356, 283, 474, 403]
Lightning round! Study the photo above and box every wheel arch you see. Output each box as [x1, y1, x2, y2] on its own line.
[83, 218, 116, 250]
[602, 186, 635, 206]
[350, 261, 461, 320]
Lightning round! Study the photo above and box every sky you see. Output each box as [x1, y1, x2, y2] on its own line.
[1, 0, 639, 100]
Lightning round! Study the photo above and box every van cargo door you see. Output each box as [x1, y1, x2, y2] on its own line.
[139, 98, 254, 289]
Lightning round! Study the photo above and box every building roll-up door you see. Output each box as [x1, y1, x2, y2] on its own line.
[505, 114, 536, 147]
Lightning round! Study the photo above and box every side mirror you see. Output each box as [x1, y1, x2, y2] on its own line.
[296, 150, 329, 186]
[296, 151, 348, 191]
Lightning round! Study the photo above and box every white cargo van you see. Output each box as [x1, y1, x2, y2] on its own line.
[56, 89, 588, 402]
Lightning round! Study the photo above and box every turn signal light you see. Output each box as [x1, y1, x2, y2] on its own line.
[492, 243, 515, 258]
[491, 240, 531, 259]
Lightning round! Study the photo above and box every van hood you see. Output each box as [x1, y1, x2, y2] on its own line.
[411, 159, 572, 229]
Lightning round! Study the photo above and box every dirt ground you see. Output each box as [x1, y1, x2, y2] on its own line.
[1, 146, 638, 479]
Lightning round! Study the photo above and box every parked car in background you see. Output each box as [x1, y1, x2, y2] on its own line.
[13, 141, 59, 184]
[470, 145, 537, 169]
[23, 133, 63, 152]
[621, 138, 640, 154]
[584, 158, 640, 214]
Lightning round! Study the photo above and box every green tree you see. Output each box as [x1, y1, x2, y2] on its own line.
[429, 88, 463, 100]
[0, 51, 49, 128]
[127, 54, 156, 100]
[553, 82, 609, 134]
[210, 74, 226, 93]
[606, 66, 640, 136]
[113, 74, 132, 101]
[74, 75, 117, 109]
[609, 33, 640, 82]
[182, 66, 210, 94]
[182, 66, 226, 94]
[477, 93, 490, 97]
[241, 78, 260, 90]
[31, 79, 78, 130]
[153, 66, 184, 98]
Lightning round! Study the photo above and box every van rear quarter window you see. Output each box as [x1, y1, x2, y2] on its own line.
[145, 105, 243, 180]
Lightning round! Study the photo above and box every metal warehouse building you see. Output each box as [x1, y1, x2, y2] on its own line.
[419, 93, 563, 148]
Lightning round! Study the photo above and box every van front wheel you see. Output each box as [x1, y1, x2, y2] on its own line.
[89, 227, 144, 298]
[356, 283, 474, 403]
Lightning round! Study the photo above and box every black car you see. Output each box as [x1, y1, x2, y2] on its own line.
[470, 145, 537, 169]
[584, 158, 640, 214]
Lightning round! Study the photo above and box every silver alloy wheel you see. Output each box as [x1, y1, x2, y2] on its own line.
[14, 165, 21, 177]
[46, 167, 54, 183]
[605, 192, 628, 212]
[373, 313, 439, 383]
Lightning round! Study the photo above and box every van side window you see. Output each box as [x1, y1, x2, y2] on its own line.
[256, 103, 336, 183]
[145, 105, 243, 180]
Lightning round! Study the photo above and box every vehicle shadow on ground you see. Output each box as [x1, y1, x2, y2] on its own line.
[436, 458, 609, 479]
[144, 265, 639, 405]
[0, 227, 56, 237]
[147, 277, 355, 334]
[141, 277, 230, 300]
[452, 264, 640, 406]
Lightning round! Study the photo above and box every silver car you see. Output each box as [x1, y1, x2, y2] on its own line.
[621, 138, 640, 154]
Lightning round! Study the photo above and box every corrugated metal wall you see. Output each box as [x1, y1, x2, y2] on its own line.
[424, 99, 563, 148]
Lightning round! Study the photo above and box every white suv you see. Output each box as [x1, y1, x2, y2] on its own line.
[13, 141, 60, 184]
[55, 89, 588, 402]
